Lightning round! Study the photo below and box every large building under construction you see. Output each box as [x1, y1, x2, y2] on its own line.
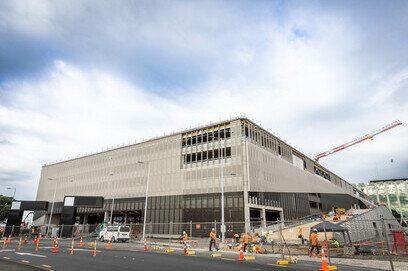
[35, 117, 372, 233]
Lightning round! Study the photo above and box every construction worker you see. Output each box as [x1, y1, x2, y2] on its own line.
[209, 228, 218, 251]
[182, 231, 188, 242]
[308, 228, 320, 256]
[298, 227, 304, 244]
[242, 232, 250, 252]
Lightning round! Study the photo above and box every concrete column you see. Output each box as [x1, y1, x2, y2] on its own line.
[124, 212, 128, 224]
[104, 211, 109, 223]
[262, 208, 266, 228]
[83, 214, 88, 225]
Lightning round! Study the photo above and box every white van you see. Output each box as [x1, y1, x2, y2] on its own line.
[99, 225, 130, 242]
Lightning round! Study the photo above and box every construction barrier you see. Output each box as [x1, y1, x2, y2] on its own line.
[17, 237, 22, 251]
[70, 239, 75, 255]
[183, 241, 187, 255]
[93, 240, 97, 257]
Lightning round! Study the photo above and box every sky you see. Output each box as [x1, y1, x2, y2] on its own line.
[0, 0, 407, 200]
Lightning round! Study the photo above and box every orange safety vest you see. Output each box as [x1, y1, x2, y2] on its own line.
[298, 228, 303, 236]
[183, 233, 188, 242]
[243, 234, 249, 244]
[210, 232, 216, 240]
[311, 232, 318, 246]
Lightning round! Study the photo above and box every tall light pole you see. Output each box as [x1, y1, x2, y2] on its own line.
[220, 144, 225, 243]
[47, 178, 72, 236]
[7, 187, 16, 202]
[109, 160, 115, 225]
[138, 161, 150, 241]
[47, 177, 57, 236]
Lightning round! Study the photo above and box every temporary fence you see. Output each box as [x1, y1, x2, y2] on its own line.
[1, 218, 407, 261]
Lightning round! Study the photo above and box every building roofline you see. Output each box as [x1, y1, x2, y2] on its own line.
[43, 115, 247, 167]
[370, 178, 408, 183]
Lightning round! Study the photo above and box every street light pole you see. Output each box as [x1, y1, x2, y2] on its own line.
[138, 161, 150, 241]
[7, 187, 16, 202]
[47, 178, 57, 236]
[220, 145, 225, 243]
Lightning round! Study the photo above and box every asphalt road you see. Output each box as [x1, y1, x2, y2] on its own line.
[0, 240, 382, 271]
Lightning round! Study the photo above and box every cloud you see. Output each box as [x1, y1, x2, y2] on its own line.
[0, 1, 408, 200]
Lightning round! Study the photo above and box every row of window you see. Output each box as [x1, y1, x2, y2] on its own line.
[183, 147, 232, 164]
[182, 128, 231, 147]
[314, 166, 331, 181]
[241, 124, 291, 158]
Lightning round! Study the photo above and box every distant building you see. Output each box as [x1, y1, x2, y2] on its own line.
[357, 178, 408, 222]
[35, 117, 372, 234]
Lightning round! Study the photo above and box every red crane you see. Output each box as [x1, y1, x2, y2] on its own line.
[314, 120, 402, 162]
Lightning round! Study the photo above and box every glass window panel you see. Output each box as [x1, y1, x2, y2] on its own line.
[197, 134, 202, 144]
[202, 133, 207, 143]
[197, 152, 202, 161]
[208, 132, 213, 142]
[202, 151, 207, 161]
[192, 136, 196, 145]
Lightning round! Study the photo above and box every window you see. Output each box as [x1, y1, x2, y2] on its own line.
[202, 151, 207, 161]
[214, 149, 219, 159]
[226, 147, 231, 157]
[208, 150, 213, 160]
[219, 129, 225, 139]
[226, 128, 231, 138]
[202, 133, 207, 143]
[278, 145, 282, 155]
[192, 153, 196, 162]
[182, 138, 186, 147]
[186, 154, 191, 163]
[192, 136, 196, 145]
[187, 137, 191, 146]
[197, 134, 202, 144]
[208, 132, 213, 142]
[213, 130, 219, 141]
[197, 152, 202, 161]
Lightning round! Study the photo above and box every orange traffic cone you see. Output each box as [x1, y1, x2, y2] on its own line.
[239, 244, 245, 261]
[319, 248, 330, 271]
[24, 235, 27, 245]
[107, 238, 112, 249]
[144, 239, 148, 252]
[52, 239, 59, 253]
[79, 237, 83, 247]
[183, 240, 187, 254]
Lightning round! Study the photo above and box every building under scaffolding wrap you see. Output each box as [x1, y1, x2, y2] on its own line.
[34, 117, 373, 235]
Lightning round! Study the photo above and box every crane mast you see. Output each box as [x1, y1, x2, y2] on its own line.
[314, 120, 402, 162]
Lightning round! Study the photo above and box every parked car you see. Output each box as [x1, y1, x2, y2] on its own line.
[99, 225, 130, 242]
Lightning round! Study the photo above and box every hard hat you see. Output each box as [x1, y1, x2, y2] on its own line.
[313, 228, 318, 232]
[183, 231, 186, 234]
[212, 228, 215, 231]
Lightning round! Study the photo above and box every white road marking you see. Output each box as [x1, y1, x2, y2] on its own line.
[21, 260, 30, 263]
[0, 249, 15, 252]
[15, 252, 47, 258]
[3, 256, 10, 259]
[42, 264, 52, 268]
[69, 248, 101, 252]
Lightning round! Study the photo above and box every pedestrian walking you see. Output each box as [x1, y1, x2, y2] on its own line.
[242, 232, 250, 252]
[209, 228, 218, 251]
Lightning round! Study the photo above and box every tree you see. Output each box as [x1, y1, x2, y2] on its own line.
[0, 195, 12, 222]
